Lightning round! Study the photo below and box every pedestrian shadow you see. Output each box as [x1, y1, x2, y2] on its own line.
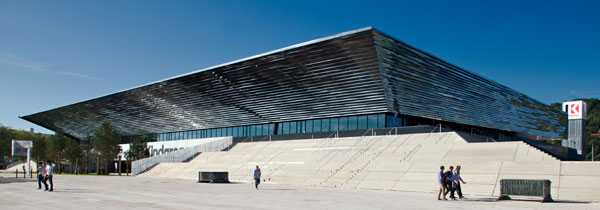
[196, 181, 244, 184]
[259, 188, 294, 191]
[50, 188, 95, 193]
[449, 197, 498, 203]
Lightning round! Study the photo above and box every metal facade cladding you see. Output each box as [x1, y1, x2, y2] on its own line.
[21, 27, 564, 140]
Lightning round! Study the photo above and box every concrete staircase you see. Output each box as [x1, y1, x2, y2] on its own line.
[138, 132, 600, 202]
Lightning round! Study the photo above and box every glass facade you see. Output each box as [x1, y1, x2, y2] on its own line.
[153, 113, 388, 141]
[21, 27, 564, 142]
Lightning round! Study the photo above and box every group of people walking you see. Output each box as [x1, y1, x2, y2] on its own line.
[37, 161, 54, 192]
[437, 165, 466, 200]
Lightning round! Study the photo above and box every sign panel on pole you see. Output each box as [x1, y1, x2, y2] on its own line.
[11, 140, 33, 157]
[562, 101, 587, 120]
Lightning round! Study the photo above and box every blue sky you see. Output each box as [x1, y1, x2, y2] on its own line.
[1, 0, 598, 134]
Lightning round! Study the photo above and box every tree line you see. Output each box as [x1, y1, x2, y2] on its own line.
[1, 98, 599, 170]
[0, 122, 149, 175]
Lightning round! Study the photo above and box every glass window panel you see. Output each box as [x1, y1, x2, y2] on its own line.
[263, 124, 268, 136]
[282, 122, 289, 134]
[290, 121, 297, 134]
[233, 127, 238, 137]
[256, 125, 261, 136]
[348, 116, 357, 130]
[339, 117, 348, 131]
[377, 114, 385, 128]
[330, 118, 339, 131]
[313, 120, 321, 132]
[250, 125, 256, 136]
[270, 124, 275, 135]
[367, 114, 378, 129]
[306, 120, 313, 133]
[321, 118, 330, 132]
[277, 123, 283, 135]
[298, 121, 304, 133]
[358, 115, 368, 129]
[211, 129, 217, 137]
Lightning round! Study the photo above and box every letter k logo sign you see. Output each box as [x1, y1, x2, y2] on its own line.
[570, 104, 579, 114]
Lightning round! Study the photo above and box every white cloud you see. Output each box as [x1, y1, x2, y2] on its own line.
[0, 51, 102, 81]
[58, 71, 103, 81]
[0, 51, 51, 72]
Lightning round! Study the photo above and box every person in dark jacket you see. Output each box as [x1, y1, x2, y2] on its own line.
[253, 165, 261, 189]
[443, 166, 455, 200]
[453, 165, 467, 199]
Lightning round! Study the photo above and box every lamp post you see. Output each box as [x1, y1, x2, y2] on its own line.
[118, 155, 122, 176]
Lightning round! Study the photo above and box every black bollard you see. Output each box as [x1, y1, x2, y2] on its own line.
[16, 169, 18, 178]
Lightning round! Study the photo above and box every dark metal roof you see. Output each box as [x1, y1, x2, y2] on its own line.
[21, 27, 564, 140]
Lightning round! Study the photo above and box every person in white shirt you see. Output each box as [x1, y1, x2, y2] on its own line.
[453, 165, 466, 199]
[44, 160, 54, 192]
[37, 162, 45, 190]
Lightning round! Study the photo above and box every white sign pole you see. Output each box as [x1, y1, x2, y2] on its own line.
[27, 148, 31, 177]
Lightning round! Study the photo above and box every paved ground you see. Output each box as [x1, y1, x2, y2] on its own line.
[0, 175, 598, 210]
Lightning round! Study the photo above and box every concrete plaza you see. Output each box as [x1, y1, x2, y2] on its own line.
[0, 175, 598, 210]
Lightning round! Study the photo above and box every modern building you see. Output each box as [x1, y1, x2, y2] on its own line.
[21, 27, 564, 143]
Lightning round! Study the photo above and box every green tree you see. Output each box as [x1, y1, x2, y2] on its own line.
[0, 125, 13, 160]
[47, 129, 67, 173]
[125, 137, 149, 161]
[30, 134, 48, 163]
[92, 122, 121, 175]
[63, 138, 83, 173]
[125, 137, 149, 174]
